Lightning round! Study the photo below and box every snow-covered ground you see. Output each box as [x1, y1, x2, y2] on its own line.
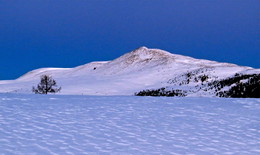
[0, 94, 259, 154]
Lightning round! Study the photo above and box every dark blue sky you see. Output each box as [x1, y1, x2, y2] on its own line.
[0, 0, 259, 80]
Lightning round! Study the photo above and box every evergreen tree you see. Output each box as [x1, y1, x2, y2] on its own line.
[32, 75, 61, 94]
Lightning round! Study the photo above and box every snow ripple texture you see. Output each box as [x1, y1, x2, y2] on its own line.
[0, 94, 259, 154]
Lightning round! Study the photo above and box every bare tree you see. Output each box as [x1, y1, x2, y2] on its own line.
[32, 75, 61, 94]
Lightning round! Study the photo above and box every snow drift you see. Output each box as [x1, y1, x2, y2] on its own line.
[0, 94, 259, 154]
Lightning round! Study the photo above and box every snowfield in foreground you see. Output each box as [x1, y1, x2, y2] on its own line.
[0, 94, 259, 154]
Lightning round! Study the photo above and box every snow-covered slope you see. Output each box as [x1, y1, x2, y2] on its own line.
[0, 46, 259, 96]
[0, 94, 259, 154]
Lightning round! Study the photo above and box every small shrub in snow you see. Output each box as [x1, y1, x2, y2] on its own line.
[135, 87, 187, 97]
[32, 75, 61, 94]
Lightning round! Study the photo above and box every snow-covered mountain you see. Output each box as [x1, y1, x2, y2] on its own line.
[0, 46, 259, 96]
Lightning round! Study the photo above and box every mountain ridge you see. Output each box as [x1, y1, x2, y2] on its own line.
[0, 47, 259, 97]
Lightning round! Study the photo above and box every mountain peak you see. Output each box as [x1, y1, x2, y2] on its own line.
[135, 46, 149, 51]
[103, 47, 176, 71]
[129, 46, 173, 58]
